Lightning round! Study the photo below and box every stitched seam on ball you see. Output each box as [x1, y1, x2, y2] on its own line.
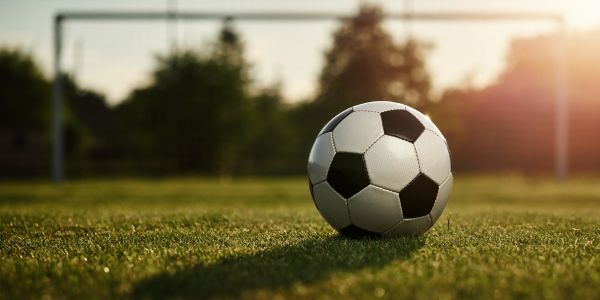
[353, 109, 380, 113]
[382, 216, 404, 235]
[424, 129, 453, 173]
[424, 128, 452, 169]
[364, 133, 384, 153]
[350, 110, 380, 114]
[441, 171, 452, 188]
[345, 202, 353, 224]
[353, 107, 405, 113]
[329, 131, 337, 153]
[413, 143, 422, 170]
[325, 133, 336, 182]
[363, 134, 384, 184]
[371, 184, 405, 229]
[397, 173, 421, 196]
[313, 178, 327, 186]
[382, 219, 402, 233]
[362, 155, 371, 193]
[430, 173, 452, 208]
[370, 183, 397, 194]
[425, 128, 445, 141]
[427, 214, 433, 230]
[344, 191, 354, 224]
[361, 110, 385, 153]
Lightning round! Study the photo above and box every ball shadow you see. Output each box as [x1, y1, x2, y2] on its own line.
[132, 235, 425, 299]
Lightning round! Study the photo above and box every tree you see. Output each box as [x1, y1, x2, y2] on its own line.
[0, 48, 50, 132]
[0, 48, 50, 176]
[117, 22, 252, 176]
[315, 5, 432, 114]
[61, 75, 117, 172]
[244, 85, 296, 173]
[0, 48, 111, 176]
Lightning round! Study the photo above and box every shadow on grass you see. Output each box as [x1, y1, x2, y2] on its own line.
[132, 235, 424, 299]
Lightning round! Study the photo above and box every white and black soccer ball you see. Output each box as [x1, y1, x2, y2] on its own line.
[307, 101, 452, 237]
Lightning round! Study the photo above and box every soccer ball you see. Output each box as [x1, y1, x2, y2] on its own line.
[307, 101, 452, 237]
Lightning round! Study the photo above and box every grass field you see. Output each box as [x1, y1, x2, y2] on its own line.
[1, 176, 600, 299]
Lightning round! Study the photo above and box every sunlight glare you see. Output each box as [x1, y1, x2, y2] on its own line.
[567, 0, 600, 28]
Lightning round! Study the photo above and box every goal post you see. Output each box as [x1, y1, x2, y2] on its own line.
[51, 10, 568, 182]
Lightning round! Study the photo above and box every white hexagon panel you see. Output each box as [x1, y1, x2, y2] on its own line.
[311, 182, 351, 230]
[332, 111, 383, 153]
[307, 132, 336, 184]
[364, 135, 420, 192]
[414, 130, 451, 185]
[353, 101, 406, 113]
[347, 185, 403, 233]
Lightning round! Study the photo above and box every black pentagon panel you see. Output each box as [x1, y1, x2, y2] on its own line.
[381, 110, 425, 142]
[327, 152, 370, 199]
[318, 107, 353, 136]
[339, 225, 382, 239]
[399, 174, 439, 218]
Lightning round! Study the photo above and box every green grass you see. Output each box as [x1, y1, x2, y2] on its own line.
[1, 176, 600, 299]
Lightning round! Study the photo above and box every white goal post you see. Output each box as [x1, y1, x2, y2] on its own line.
[51, 10, 568, 182]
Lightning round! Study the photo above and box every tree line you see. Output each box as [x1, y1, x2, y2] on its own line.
[2, 5, 600, 178]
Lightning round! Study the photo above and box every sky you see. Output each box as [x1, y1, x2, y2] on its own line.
[0, 0, 599, 105]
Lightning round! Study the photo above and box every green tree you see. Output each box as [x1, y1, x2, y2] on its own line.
[0, 48, 50, 132]
[315, 5, 432, 115]
[118, 22, 252, 176]
[0, 48, 50, 176]
[0, 48, 111, 176]
[244, 85, 296, 173]
[60, 75, 117, 174]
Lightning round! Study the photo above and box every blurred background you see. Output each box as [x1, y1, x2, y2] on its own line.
[1, 0, 599, 180]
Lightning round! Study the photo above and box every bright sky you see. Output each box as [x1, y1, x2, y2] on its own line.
[0, 0, 599, 104]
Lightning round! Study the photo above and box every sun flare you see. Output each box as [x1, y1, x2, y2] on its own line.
[567, 0, 600, 28]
